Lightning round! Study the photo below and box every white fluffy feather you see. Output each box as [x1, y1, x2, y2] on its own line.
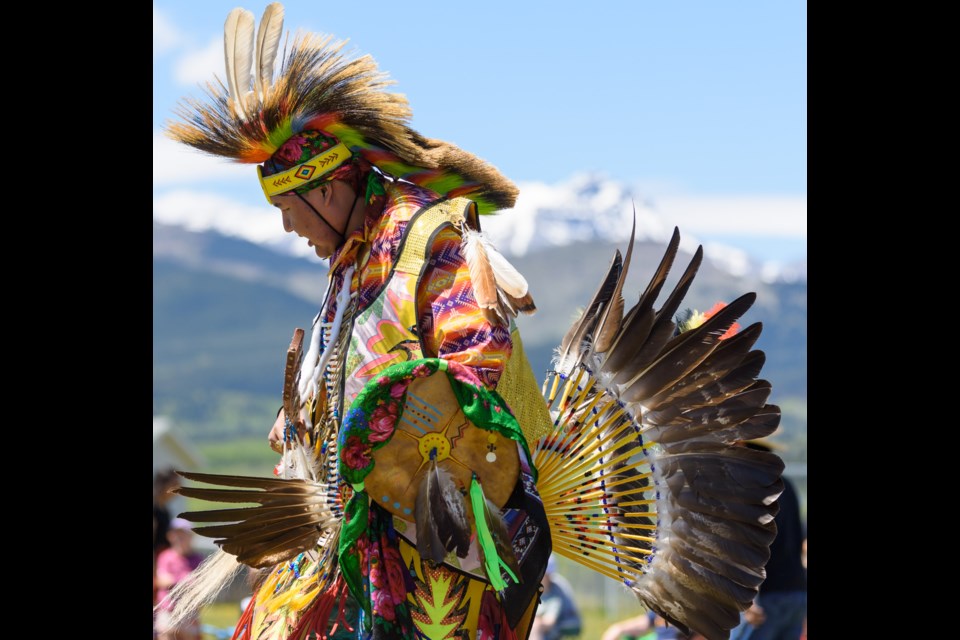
[462, 229, 528, 297]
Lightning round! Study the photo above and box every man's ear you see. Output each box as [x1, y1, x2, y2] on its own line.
[320, 181, 334, 205]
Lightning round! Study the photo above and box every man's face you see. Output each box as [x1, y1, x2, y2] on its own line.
[270, 182, 349, 259]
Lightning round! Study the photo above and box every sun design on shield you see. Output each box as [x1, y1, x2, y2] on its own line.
[362, 374, 518, 520]
[398, 390, 470, 472]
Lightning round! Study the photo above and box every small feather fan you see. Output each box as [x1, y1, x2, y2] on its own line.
[533, 220, 784, 640]
[157, 470, 342, 629]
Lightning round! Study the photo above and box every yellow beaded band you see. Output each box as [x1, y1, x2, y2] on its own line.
[256, 142, 352, 202]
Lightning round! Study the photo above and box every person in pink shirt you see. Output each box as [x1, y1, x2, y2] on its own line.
[154, 518, 204, 640]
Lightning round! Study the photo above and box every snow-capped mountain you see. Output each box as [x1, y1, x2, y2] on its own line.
[483, 173, 804, 283]
[479, 173, 675, 256]
[153, 173, 805, 283]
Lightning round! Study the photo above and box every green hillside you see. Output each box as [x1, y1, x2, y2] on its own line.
[153, 227, 806, 478]
[154, 260, 319, 443]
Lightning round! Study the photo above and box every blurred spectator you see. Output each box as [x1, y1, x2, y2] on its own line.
[601, 611, 706, 640]
[154, 468, 181, 606]
[530, 555, 582, 640]
[729, 439, 807, 640]
[154, 469, 181, 558]
[155, 518, 205, 640]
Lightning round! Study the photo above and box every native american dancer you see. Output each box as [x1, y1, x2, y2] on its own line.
[159, 5, 784, 640]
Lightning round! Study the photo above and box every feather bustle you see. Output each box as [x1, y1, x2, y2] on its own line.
[223, 526, 322, 569]
[643, 332, 764, 411]
[620, 293, 757, 402]
[669, 533, 768, 588]
[171, 470, 337, 570]
[534, 226, 783, 640]
[600, 227, 681, 373]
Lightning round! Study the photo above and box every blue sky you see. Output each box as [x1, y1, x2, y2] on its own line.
[153, 1, 806, 264]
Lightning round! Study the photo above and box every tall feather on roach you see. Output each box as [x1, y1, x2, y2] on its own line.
[223, 8, 255, 120]
[253, 2, 284, 101]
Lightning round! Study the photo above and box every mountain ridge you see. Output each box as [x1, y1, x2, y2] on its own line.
[153, 173, 806, 284]
[153, 220, 806, 471]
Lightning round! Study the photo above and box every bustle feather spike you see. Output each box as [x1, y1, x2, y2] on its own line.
[533, 219, 784, 640]
[592, 212, 635, 354]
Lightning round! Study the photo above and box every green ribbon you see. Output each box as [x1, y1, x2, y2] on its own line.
[469, 474, 518, 592]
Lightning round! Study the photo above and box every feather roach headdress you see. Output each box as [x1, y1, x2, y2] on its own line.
[165, 2, 518, 214]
